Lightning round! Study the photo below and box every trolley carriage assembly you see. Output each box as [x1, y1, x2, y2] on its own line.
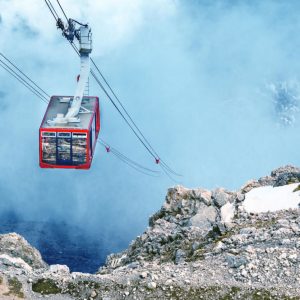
[39, 96, 100, 169]
[39, 17, 100, 169]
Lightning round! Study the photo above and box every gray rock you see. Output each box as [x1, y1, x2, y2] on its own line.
[226, 255, 248, 268]
[175, 249, 186, 264]
[49, 264, 70, 274]
[236, 192, 245, 202]
[271, 165, 300, 177]
[214, 241, 225, 253]
[271, 166, 300, 187]
[212, 189, 230, 208]
[192, 189, 212, 205]
[147, 282, 157, 289]
[189, 203, 217, 230]
[240, 227, 257, 235]
[127, 262, 139, 269]
[277, 219, 290, 228]
[0, 233, 47, 269]
[258, 176, 276, 186]
[240, 180, 261, 193]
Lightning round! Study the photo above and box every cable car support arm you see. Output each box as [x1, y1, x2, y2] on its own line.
[49, 18, 92, 125]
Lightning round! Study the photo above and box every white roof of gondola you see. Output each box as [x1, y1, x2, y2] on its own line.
[41, 96, 97, 130]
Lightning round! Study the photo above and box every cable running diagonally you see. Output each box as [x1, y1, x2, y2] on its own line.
[98, 140, 158, 176]
[56, 0, 69, 22]
[0, 61, 48, 104]
[112, 152, 159, 177]
[45, 0, 59, 21]
[99, 138, 158, 174]
[90, 58, 181, 176]
[0, 53, 50, 98]
[90, 69, 157, 160]
[90, 59, 159, 157]
[0, 58, 49, 103]
[159, 163, 179, 183]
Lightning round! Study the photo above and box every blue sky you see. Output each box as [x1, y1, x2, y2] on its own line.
[1, 0, 300, 248]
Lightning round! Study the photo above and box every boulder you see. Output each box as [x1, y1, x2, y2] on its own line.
[270, 165, 300, 187]
[240, 180, 261, 194]
[0, 253, 32, 272]
[226, 254, 248, 268]
[0, 233, 47, 269]
[189, 203, 217, 230]
[49, 264, 70, 274]
[175, 249, 186, 264]
[212, 189, 230, 208]
[192, 189, 212, 205]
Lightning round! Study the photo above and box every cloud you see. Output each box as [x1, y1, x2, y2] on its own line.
[1, 0, 300, 262]
[0, 0, 177, 54]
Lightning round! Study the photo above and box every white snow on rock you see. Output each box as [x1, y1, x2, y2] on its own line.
[221, 202, 235, 224]
[243, 183, 300, 213]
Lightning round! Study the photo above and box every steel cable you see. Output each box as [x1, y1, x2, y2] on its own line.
[0, 58, 49, 103]
[0, 53, 50, 98]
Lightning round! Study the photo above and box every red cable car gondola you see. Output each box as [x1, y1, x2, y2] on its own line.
[39, 95, 100, 169]
[39, 19, 100, 169]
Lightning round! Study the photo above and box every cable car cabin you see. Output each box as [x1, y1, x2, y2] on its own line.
[39, 96, 100, 169]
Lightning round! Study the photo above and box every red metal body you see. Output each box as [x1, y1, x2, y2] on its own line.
[39, 96, 100, 169]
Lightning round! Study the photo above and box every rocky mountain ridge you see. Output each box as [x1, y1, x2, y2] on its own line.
[1, 165, 300, 299]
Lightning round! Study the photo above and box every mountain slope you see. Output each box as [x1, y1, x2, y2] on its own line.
[1, 165, 300, 299]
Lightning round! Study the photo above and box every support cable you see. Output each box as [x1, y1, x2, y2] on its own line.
[45, 0, 58, 21]
[112, 152, 159, 177]
[0, 58, 49, 103]
[99, 138, 158, 174]
[98, 140, 159, 177]
[56, 0, 69, 22]
[90, 69, 157, 160]
[0, 62, 48, 104]
[90, 59, 160, 158]
[0, 53, 50, 98]
[159, 163, 179, 183]
[90, 59, 181, 176]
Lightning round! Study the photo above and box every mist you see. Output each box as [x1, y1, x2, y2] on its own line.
[1, 0, 300, 265]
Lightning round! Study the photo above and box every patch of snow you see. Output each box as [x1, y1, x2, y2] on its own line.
[221, 202, 235, 223]
[243, 183, 300, 213]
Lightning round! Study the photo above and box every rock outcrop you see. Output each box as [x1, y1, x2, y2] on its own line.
[0, 233, 47, 269]
[1, 165, 300, 299]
